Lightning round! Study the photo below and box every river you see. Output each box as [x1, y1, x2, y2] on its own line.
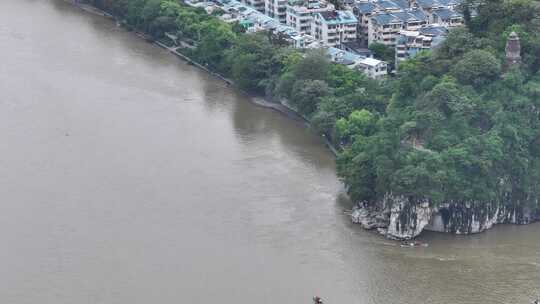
[0, 1, 538, 303]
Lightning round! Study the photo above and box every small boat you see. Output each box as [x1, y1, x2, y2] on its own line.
[313, 296, 323, 304]
[400, 241, 428, 248]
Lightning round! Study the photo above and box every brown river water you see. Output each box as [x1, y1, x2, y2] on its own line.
[0, 1, 539, 303]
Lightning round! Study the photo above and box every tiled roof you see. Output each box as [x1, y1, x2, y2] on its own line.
[415, 0, 439, 8]
[418, 24, 448, 36]
[355, 2, 377, 14]
[432, 7, 461, 20]
[371, 12, 401, 25]
[372, 10, 426, 25]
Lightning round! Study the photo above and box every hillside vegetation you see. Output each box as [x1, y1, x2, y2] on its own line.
[337, 0, 540, 210]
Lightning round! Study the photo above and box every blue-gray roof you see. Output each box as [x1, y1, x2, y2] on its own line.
[392, 0, 409, 9]
[377, 0, 406, 10]
[415, 0, 439, 8]
[327, 47, 364, 66]
[371, 10, 427, 25]
[407, 9, 427, 20]
[432, 8, 462, 20]
[355, 2, 376, 14]
[419, 25, 448, 36]
[371, 13, 402, 25]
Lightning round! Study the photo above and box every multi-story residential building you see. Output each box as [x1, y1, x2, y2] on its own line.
[395, 25, 447, 67]
[265, 0, 288, 23]
[286, 0, 334, 35]
[368, 10, 427, 46]
[313, 10, 358, 47]
[353, 2, 377, 45]
[353, 0, 418, 46]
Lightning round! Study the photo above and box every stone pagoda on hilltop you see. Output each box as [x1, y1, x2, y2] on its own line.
[505, 31, 521, 71]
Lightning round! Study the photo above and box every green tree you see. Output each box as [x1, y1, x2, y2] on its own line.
[369, 42, 396, 67]
[451, 49, 501, 87]
[290, 80, 330, 116]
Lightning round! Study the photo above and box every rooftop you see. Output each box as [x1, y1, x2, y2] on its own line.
[355, 2, 377, 14]
[431, 7, 462, 20]
[318, 10, 358, 23]
[371, 9, 427, 25]
[418, 24, 448, 36]
[361, 57, 385, 67]
[377, 0, 408, 10]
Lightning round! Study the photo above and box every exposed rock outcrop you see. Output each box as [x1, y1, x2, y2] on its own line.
[351, 195, 540, 240]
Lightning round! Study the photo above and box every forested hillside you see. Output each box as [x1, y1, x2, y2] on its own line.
[338, 0, 540, 213]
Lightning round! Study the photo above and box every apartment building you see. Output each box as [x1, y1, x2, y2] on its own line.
[368, 10, 427, 46]
[286, 0, 334, 35]
[395, 25, 447, 67]
[313, 10, 358, 47]
[353, 0, 412, 45]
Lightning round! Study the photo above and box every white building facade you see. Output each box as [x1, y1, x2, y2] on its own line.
[286, 0, 335, 35]
[313, 11, 358, 47]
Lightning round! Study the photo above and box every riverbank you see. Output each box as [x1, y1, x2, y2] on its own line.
[157, 41, 340, 156]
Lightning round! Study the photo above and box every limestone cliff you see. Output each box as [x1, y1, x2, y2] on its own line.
[351, 195, 540, 240]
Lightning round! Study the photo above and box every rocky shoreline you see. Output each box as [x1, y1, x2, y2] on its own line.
[352, 195, 540, 240]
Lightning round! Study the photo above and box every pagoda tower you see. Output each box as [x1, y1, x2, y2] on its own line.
[505, 31, 521, 70]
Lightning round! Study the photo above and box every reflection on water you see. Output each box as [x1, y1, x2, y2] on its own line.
[0, 1, 538, 304]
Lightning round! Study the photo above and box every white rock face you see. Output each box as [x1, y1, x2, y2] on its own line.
[351, 196, 539, 240]
[424, 203, 500, 234]
[385, 197, 432, 240]
[351, 206, 388, 230]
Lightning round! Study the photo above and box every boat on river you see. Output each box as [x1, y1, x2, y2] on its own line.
[400, 241, 428, 248]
